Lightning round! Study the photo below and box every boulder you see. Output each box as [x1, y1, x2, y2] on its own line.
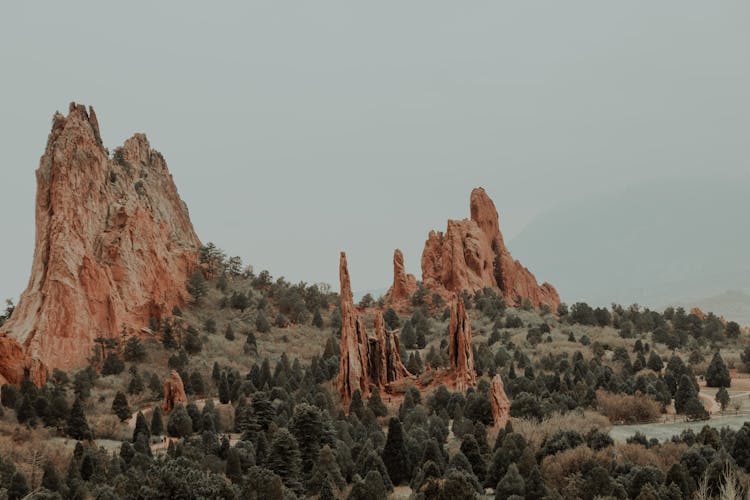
[162, 370, 188, 413]
[448, 297, 476, 389]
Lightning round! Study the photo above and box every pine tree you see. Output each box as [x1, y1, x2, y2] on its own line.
[400, 321, 416, 349]
[289, 403, 325, 480]
[219, 372, 231, 404]
[128, 371, 144, 395]
[41, 460, 63, 494]
[368, 387, 388, 417]
[307, 444, 346, 494]
[716, 387, 730, 411]
[187, 269, 207, 299]
[382, 418, 409, 485]
[312, 309, 324, 328]
[16, 393, 37, 427]
[495, 463, 525, 499]
[132, 411, 150, 442]
[384, 308, 400, 329]
[460, 434, 486, 482]
[705, 352, 731, 388]
[8, 471, 30, 500]
[224, 324, 235, 341]
[255, 311, 271, 333]
[112, 391, 131, 422]
[167, 404, 193, 438]
[225, 448, 242, 483]
[647, 352, 664, 372]
[266, 428, 303, 494]
[67, 398, 92, 440]
[150, 406, 164, 436]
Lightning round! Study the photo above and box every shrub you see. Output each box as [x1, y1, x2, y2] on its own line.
[596, 390, 660, 424]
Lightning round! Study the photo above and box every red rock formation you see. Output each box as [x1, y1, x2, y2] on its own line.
[0, 103, 200, 376]
[489, 374, 511, 428]
[690, 307, 707, 321]
[421, 188, 560, 311]
[386, 249, 417, 303]
[448, 297, 476, 389]
[162, 370, 188, 413]
[0, 335, 46, 386]
[372, 312, 412, 386]
[337, 252, 371, 409]
[337, 253, 413, 410]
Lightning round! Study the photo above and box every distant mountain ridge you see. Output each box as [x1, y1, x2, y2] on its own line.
[509, 178, 750, 313]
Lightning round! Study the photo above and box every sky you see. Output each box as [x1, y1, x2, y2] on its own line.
[1, 1, 748, 301]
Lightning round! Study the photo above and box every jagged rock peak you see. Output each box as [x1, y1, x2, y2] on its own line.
[421, 187, 560, 311]
[0, 103, 201, 378]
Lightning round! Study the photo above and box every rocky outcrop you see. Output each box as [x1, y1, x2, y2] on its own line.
[337, 253, 413, 411]
[690, 307, 707, 321]
[421, 188, 560, 311]
[0, 103, 200, 376]
[386, 249, 417, 303]
[371, 312, 412, 387]
[0, 335, 46, 386]
[337, 252, 371, 409]
[162, 370, 188, 413]
[448, 297, 476, 389]
[489, 374, 511, 428]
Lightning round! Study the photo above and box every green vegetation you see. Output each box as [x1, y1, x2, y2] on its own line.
[2, 243, 750, 499]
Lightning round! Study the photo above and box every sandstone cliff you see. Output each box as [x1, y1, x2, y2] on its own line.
[421, 188, 560, 311]
[0, 103, 200, 380]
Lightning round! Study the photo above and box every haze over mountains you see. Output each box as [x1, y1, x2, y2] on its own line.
[509, 178, 750, 321]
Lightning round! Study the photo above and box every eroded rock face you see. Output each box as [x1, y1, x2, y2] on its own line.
[337, 252, 371, 409]
[0, 335, 46, 386]
[421, 188, 560, 311]
[0, 103, 200, 376]
[448, 297, 476, 389]
[162, 370, 188, 413]
[386, 249, 417, 303]
[489, 374, 511, 428]
[337, 253, 413, 411]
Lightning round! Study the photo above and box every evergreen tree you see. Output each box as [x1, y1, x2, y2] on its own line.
[225, 448, 242, 483]
[495, 463, 525, 499]
[647, 352, 664, 372]
[382, 418, 409, 485]
[128, 371, 144, 395]
[384, 308, 400, 330]
[224, 324, 235, 341]
[151, 406, 164, 435]
[266, 428, 303, 494]
[184, 327, 202, 354]
[460, 434, 486, 482]
[67, 398, 92, 440]
[368, 387, 388, 417]
[162, 326, 178, 350]
[312, 309, 324, 328]
[8, 471, 30, 500]
[133, 411, 150, 442]
[123, 336, 147, 362]
[289, 403, 326, 480]
[149, 372, 164, 398]
[167, 404, 193, 438]
[255, 311, 271, 333]
[187, 269, 207, 299]
[101, 353, 125, 376]
[400, 321, 416, 349]
[112, 391, 131, 422]
[41, 460, 63, 494]
[308, 444, 346, 494]
[674, 374, 698, 414]
[716, 387, 730, 411]
[705, 351, 731, 388]
[219, 372, 231, 404]
[16, 393, 37, 427]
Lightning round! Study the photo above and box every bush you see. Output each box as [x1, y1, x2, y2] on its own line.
[596, 390, 660, 424]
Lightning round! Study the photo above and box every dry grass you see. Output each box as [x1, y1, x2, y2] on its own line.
[513, 410, 611, 454]
[0, 419, 71, 489]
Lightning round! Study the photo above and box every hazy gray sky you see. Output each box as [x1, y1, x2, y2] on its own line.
[1, 2, 748, 300]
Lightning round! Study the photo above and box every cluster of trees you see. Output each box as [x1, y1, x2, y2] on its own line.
[558, 301, 741, 348]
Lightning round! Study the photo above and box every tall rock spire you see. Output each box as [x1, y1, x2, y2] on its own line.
[448, 296, 477, 389]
